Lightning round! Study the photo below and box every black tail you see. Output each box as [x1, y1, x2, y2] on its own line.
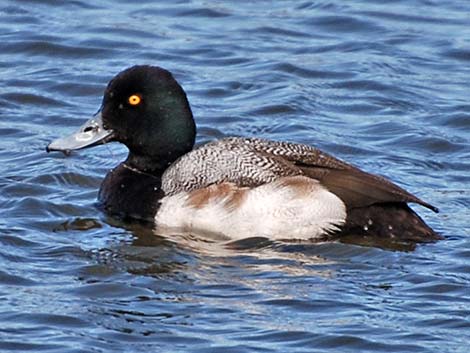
[337, 203, 441, 243]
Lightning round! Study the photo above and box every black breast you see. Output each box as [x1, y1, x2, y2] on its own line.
[98, 163, 164, 221]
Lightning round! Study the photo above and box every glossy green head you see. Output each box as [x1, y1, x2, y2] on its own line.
[47, 65, 196, 173]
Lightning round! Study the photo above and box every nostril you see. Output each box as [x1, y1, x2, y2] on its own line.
[83, 126, 94, 133]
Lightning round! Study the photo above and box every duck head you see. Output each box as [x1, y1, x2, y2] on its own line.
[47, 65, 196, 172]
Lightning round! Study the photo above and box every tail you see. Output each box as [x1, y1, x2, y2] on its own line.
[337, 203, 441, 243]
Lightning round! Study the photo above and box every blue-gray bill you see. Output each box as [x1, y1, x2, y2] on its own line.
[46, 111, 114, 155]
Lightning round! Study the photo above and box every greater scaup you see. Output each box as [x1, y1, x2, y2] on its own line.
[47, 65, 440, 242]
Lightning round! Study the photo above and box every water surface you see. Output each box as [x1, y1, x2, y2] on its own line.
[1, 1, 469, 352]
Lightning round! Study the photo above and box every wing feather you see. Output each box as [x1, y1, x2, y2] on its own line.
[163, 137, 438, 213]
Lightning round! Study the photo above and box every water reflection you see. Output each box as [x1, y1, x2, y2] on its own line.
[2, 0, 469, 351]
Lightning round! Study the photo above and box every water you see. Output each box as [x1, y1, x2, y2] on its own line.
[1, 0, 469, 352]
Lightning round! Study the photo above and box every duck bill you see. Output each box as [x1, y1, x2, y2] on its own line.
[46, 111, 114, 154]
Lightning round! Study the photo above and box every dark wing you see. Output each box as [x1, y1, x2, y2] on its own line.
[242, 138, 438, 213]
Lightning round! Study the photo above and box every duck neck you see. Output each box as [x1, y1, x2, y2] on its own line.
[124, 110, 196, 175]
[124, 153, 174, 176]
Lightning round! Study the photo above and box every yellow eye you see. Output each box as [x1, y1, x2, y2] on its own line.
[128, 94, 141, 106]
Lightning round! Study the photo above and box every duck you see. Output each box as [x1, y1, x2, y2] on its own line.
[47, 65, 440, 242]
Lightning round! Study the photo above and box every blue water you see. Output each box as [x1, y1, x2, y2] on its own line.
[1, 0, 469, 352]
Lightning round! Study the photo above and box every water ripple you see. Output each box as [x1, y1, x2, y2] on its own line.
[0, 0, 469, 352]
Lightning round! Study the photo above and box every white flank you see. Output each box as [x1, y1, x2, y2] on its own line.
[155, 176, 346, 240]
